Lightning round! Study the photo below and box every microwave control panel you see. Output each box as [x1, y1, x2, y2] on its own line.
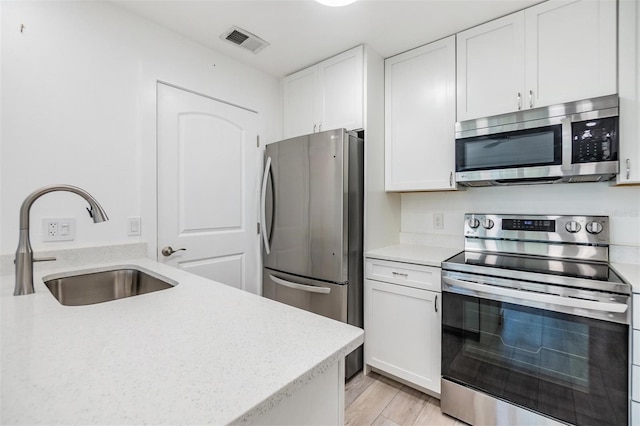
[572, 117, 618, 163]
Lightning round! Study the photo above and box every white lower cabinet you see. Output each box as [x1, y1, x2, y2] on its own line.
[364, 258, 441, 395]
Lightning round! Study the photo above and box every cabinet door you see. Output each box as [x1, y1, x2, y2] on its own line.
[283, 66, 318, 139]
[525, 0, 617, 109]
[318, 46, 363, 133]
[364, 278, 441, 394]
[385, 36, 456, 191]
[617, 0, 640, 184]
[456, 13, 525, 121]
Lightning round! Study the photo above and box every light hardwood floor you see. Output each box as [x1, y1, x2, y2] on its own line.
[345, 371, 467, 426]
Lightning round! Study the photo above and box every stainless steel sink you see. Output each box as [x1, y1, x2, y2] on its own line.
[44, 267, 176, 306]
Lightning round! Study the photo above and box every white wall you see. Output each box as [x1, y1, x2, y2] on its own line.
[0, 1, 280, 258]
[401, 182, 640, 262]
[363, 45, 401, 251]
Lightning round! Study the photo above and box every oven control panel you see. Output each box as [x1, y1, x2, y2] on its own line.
[464, 213, 609, 245]
[502, 218, 555, 232]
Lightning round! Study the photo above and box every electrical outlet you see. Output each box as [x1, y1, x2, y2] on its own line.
[433, 213, 444, 230]
[48, 221, 58, 237]
[43, 218, 76, 242]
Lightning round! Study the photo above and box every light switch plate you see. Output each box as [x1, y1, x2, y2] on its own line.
[128, 217, 141, 236]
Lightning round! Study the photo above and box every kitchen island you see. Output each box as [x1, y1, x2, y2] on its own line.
[0, 247, 364, 425]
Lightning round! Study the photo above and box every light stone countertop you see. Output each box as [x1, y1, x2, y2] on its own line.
[612, 262, 640, 293]
[1, 250, 364, 425]
[365, 244, 461, 267]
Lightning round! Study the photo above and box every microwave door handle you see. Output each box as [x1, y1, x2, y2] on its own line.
[269, 275, 331, 294]
[443, 276, 627, 314]
[260, 156, 272, 254]
[493, 177, 563, 186]
[561, 117, 572, 171]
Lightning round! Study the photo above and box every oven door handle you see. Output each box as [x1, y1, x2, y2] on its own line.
[442, 276, 628, 314]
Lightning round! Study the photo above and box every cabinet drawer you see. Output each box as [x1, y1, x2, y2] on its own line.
[365, 258, 440, 291]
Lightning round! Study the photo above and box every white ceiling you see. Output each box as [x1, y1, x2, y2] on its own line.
[111, 0, 542, 78]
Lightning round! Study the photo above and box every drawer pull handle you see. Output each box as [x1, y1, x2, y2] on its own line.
[435, 294, 438, 312]
[392, 272, 408, 278]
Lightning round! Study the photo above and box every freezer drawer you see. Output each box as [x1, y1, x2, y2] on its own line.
[263, 269, 348, 323]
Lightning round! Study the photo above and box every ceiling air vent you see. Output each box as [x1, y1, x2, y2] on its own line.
[220, 26, 270, 54]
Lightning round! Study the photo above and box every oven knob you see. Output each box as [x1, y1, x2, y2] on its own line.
[468, 217, 480, 229]
[586, 221, 603, 234]
[482, 218, 494, 229]
[565, 221, 581, 233]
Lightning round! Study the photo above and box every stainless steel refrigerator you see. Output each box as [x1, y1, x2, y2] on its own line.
[260, 128, 363, 379]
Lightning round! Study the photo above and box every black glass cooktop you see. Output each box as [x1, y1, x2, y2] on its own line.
[443, 251, 625, 284]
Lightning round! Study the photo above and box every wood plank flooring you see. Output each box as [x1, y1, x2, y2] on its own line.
[345, 371, 467, 426]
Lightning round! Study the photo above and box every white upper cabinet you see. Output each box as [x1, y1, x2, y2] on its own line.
[385, 35, 457, 192]
[283, 46, 363, 139]
[457, 0, 617, 121]
[282, 67, 318, 140]
[525, 0, 617, 109]
[617, 0, 640, 185]
[317, 48, 364, 134]
[456, 13, 525, 121]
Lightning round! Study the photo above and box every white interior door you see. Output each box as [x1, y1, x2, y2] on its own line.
[157, 83, 259, 292]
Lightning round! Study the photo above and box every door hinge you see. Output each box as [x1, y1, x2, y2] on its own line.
[257, 222, 261, 234]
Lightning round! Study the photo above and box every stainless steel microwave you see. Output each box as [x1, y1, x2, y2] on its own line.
[455, 95, 619, 186]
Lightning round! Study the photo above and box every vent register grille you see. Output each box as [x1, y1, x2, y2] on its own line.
[220, 26, 270, 54]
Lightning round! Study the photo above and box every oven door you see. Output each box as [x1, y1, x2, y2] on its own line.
[441, 272, 629, 426]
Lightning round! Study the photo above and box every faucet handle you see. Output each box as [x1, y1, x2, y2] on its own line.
[34, 256, 57, 263]
[14, 256, 56, 264]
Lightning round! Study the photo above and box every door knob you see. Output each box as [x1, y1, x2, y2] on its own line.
[161, 246, 186, 257]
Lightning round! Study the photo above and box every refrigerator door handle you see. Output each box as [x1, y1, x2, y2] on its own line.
[269, 274, 331, 294]
[260, 156, 272, 254]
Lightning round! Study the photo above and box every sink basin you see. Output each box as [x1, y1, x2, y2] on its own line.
[44, 266, 176, 306]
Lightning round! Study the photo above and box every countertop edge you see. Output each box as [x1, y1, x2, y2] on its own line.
[230, 334, 364, 425]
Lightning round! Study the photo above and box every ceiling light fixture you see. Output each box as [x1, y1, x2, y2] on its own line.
[315, 0, 358, 7]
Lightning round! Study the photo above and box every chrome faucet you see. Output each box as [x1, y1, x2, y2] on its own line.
[14, 184, 109, 296]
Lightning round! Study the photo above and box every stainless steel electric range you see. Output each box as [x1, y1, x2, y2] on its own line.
[441, 214, 630, 426]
